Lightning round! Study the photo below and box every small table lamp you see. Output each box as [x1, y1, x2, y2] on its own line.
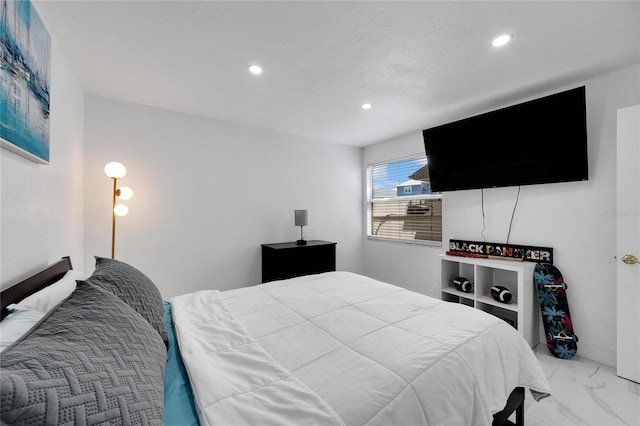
[295, 210, 308, 246]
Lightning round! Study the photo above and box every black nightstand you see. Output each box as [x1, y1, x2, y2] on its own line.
[261, 240, 336, 283]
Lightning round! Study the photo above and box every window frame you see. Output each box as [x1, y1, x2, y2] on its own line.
[366, 154, 443, 247]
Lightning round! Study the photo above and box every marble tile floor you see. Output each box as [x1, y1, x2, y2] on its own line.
[520, 346, 639, 425]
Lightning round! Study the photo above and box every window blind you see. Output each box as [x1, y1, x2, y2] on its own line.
[368, 156, 442, 243]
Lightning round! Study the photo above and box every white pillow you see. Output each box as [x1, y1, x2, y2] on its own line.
[11, 269, 85, 314]
[0, 308, 45, 352]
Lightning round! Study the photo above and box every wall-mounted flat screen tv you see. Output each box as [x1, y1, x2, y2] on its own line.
[423, 86, 588, 192]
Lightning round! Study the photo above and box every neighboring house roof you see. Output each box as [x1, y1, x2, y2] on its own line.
[409, 165, 430, 181]
[397, 179, 425, 187]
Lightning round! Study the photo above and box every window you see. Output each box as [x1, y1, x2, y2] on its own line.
[367, 156, 442, 244]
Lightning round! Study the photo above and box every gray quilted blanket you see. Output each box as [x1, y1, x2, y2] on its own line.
[1, 282, 166, 425]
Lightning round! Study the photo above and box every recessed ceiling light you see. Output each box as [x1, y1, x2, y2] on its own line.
[492, 34, 512, 47]
[248, 65, 263, 75]
[361, 103, 372, 110]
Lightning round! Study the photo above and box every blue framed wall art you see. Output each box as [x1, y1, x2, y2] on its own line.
[1, 0, 51, 164]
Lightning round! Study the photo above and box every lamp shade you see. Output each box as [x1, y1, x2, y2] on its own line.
[294, 210, 308, 227]
[104, 162, 126, 179]
[114, 204, 129, 216]
[117, 186, 133, 200]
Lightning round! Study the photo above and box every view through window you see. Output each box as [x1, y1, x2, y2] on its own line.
[367, 156, 442, 244]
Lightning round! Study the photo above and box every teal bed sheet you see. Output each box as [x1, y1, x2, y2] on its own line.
[163, 301, 199, 426]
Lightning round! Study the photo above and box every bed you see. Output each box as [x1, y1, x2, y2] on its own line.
[1, 257, 551, 426]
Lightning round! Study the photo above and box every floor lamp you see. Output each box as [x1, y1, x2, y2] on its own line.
[104, 162, 133, 259]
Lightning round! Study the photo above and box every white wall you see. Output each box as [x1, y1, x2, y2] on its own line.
[362, 133, 444, 296]
[0, 39, 85, 287]
[84, 95, 363, 298]
[363, 64, 640, 367]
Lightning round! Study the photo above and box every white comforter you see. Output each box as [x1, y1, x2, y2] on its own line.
[172, 272, 550, 426]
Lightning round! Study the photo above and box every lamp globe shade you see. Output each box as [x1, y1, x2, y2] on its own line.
[114, 204, 129, 216]
[104, 162, 126, 179]
[118, 186, 133, 200]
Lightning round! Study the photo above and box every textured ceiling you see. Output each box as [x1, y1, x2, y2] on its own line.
[34, 1, 640, 147]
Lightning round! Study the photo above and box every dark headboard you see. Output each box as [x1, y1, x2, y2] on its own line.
[0, 257, 73, 320]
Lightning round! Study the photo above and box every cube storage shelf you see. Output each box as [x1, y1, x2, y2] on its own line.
[440, 255, 538, 347]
